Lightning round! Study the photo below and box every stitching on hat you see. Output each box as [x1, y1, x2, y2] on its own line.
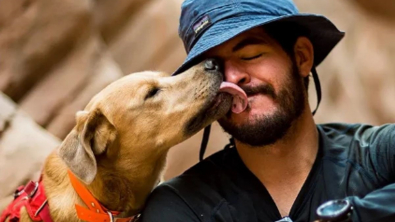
[184, 4, 234, 37]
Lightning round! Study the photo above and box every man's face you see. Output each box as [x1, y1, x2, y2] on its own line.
[205, 27, 308, 146]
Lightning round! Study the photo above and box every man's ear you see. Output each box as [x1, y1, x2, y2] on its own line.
[58, 109, 117, 184]
[294, 36, 314, 78]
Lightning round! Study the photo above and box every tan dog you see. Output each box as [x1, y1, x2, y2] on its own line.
[2, 60, 247, 222]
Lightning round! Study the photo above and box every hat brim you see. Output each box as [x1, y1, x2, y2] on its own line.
[173, 13, 345, 75]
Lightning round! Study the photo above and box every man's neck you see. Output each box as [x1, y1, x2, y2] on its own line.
[235, 108, 318, 216]
[235, 108, 318, 181]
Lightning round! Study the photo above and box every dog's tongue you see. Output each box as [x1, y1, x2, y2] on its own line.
[219, 82, 248, 113]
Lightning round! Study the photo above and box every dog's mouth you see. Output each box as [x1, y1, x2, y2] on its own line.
[217, 81, 247, 113]
[185, 81, 247, 135]
[208, 82, 248, 113]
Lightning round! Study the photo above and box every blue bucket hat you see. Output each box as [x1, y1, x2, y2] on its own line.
[175, 0, 345, 161]
[175, 0, 344, 74]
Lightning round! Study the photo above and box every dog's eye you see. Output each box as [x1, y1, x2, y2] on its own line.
[145, 87, 160, 100]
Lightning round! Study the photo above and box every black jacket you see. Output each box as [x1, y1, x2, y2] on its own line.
[141, 123, 395, 222]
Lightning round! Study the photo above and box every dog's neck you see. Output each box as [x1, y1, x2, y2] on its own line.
[42, 148, 168, 221]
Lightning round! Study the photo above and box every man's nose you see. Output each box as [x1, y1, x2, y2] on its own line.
[223, 60, 250, 85]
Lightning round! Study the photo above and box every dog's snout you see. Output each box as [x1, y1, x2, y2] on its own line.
[204, 59, 221, 72]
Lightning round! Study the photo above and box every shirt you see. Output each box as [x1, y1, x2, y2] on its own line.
[140, 123, 395, 222]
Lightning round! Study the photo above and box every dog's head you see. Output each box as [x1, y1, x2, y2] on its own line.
[58, 60, 246, 184]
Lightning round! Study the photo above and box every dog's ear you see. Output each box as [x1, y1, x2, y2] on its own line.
[58, 109, 117, 184]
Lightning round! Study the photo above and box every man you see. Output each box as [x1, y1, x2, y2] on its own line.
[141, 0, 395, 221]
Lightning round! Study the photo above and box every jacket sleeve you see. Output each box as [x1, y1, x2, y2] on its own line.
[140, 184, 201, 222]
[349, 124, 395, 222]
[349, 182, 395, 222]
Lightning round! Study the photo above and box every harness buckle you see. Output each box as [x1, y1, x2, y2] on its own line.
[14, 185, 25, 199]
[14, 181, 39, 199]
[131, 214, 141, 222]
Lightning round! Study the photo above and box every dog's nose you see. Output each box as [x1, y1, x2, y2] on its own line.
[204, 59, 221, 72]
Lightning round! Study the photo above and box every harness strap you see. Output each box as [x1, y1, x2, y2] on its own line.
[0, 179, 53, 222]
[311, 66, 321, 115]
[75, 205, 136, 222]
[37, 200, 52, 222]
[199, 125, 211, 161]
[67, 170, 137, 222]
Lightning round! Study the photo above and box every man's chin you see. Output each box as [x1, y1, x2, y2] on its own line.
[218, 113, 263, 136]
[217, 112, 293, 147]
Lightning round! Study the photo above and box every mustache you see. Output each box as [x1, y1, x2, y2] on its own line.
[241, 84, 276, 99]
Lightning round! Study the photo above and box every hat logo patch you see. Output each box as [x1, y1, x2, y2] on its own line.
[193, 15, 211, 35]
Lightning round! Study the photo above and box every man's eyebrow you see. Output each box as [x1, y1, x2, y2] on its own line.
[232, 37, 268, 52]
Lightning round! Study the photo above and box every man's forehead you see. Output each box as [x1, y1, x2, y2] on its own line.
[205, 26, 272, 56]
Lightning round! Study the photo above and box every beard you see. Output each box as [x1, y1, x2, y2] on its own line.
[218, 62, 307, 147]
